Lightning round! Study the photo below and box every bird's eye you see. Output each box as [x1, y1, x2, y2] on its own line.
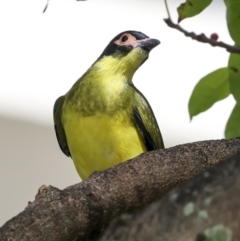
[121, 35, 128, 42]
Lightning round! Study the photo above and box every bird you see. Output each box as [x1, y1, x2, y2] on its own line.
[53, 30, 164, 180]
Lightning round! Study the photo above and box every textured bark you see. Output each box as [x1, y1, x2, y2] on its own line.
[0, 138, 240, 241]
[100, 150, 240, 241]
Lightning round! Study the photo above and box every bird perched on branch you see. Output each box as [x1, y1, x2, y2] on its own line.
[54, 30, 164, 180]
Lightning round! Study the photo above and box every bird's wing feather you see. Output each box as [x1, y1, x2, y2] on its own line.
[53, 96, 71, 157]
[133, 88, 164, 151]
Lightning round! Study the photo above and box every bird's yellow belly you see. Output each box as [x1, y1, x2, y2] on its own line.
[63, 111, 146, 180]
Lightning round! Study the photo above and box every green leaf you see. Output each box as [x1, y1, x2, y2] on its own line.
[225, 102, 240, 138]
[177, 0, 213, 23]
[228, 53, 240, 102]
[189, 68, 230, 119]
[224, 0, 240, 46]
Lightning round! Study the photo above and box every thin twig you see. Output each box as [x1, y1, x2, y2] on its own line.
[164, 18, 240, 54]
[164, 0, 171, 21]
[43, 0, 49, 13]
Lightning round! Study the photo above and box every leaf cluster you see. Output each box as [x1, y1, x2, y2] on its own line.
[175, 0, 240, 138]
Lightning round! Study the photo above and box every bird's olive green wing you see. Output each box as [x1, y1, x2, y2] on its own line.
[53, 96, 71, 157]
[133, 89, 164, 151]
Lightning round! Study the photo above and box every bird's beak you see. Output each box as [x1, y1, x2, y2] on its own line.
[135, 38, 160, 52]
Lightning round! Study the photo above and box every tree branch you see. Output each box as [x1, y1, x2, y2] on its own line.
[1, 138, 240, 241]
[100, 150, 240, 241]
[164, 18, 240, 54]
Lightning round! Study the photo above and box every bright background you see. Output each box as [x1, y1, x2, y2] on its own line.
[0, 0, 234, 226]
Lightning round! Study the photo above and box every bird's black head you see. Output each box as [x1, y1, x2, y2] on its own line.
[91, 31, 160, 79]
[98, 30, 160, 59]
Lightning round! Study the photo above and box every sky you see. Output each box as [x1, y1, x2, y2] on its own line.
[0, 0, 235, 146]
[0, 0, 236, 225]
[0, 0, 234, 147]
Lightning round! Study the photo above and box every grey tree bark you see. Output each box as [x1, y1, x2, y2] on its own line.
[0, 138, 240, 241]
[100, 146, 240, 241]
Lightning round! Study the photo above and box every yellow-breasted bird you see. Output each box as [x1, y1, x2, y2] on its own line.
[54, 30, 164, 180]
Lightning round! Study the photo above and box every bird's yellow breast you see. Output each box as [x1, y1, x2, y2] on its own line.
[61, 52, 149, 180]
[62, 109, 146, 180]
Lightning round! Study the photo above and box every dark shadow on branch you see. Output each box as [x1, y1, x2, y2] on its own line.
[164, 18, 240, 54]
[0, 138, 240, 241]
